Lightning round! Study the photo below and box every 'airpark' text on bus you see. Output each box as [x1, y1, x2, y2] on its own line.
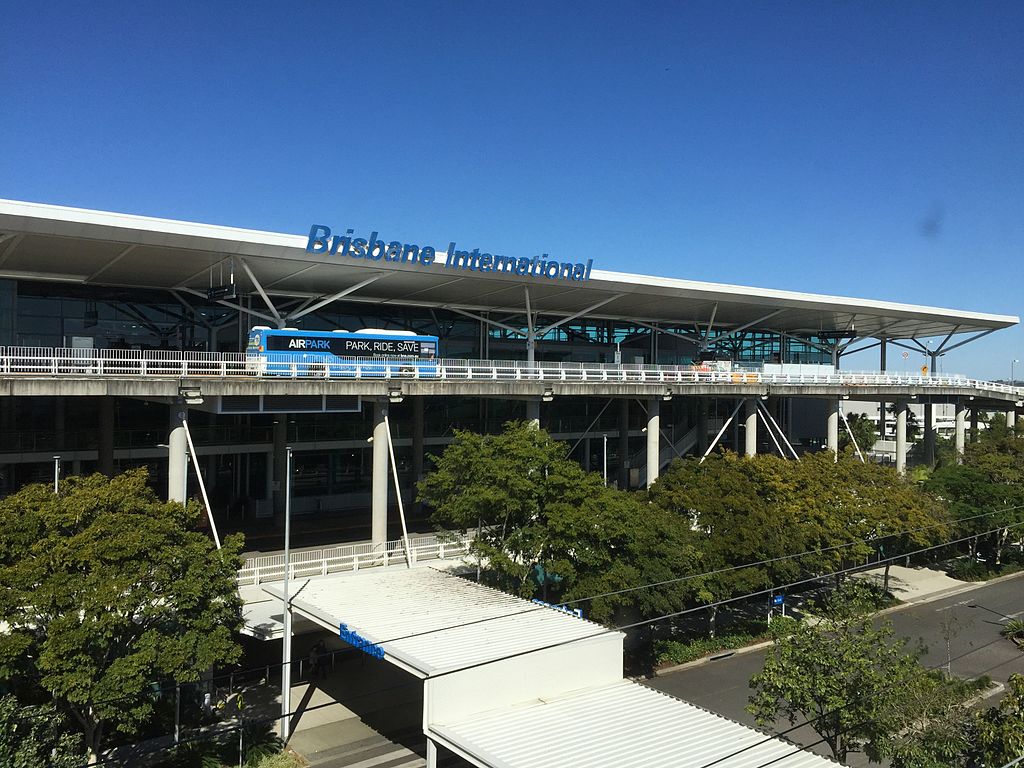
[306, 225, 594, 282]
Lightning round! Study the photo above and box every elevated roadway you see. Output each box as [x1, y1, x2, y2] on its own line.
[0, 348, 1021, 404]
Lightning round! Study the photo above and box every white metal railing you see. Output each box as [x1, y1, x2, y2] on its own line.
[236, 532, 474, 586]
[0, 346, 1021, 397]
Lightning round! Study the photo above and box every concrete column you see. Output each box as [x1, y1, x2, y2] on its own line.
[954, 403, 967, 462]
[895, 402, 908, 476]
[99, 396, 115, 477]
[371, 402, 389, 549]
[923, 402, 935, 466]
[826, 400, 840, 455]
[412, 397, 425, 514]
[426, 738, 438, 768]
[54, 396, 66, 452]
[618, 398, 630, 489]
[525, 399, 540, 428]
[697, 399, 709, 455]
[744, 399, 757, 458]
[970, 408, 979, 443]
[273, 418, 287, 518]
[167, 403, 188, 502]
[1008, 408, 1017, 431]
[646, 399, 660, 488]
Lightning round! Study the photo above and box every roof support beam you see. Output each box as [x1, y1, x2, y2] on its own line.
[239, 258, 283, 327]
[710, 309, 786, 345]
[0, 234, 24, 268]
[285, 273, 391, 322]
[87, 244, 138, 282]
[702, 303, 718, 347]
[634, 320, 702, 345]
[179, 288, 278, 325]
[933, 326, 962, 354]
[537, 294, 625, 335]
[447, 307, 527, 337]
[937, 327, 999, 355]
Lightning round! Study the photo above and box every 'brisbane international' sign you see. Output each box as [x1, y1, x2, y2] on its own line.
[306, 225, 594, 282]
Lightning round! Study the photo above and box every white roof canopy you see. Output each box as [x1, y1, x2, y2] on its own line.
[433, 679, 837, 768]
[0, 198, 1016, 340]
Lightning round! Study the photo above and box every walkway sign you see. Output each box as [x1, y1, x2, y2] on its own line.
[771, 595, 784, 607]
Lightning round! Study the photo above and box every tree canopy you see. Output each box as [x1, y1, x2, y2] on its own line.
[0, 470, 245, 761]
[749, 584, 942, 764]
[418, 421, 698, 623]
[648, 452, 949, 610]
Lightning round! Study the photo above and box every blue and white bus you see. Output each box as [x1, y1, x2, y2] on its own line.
[246, 327, 439, 378]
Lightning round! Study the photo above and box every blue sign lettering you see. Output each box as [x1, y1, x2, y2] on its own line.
[306, 225, 592, 282]
[339, 623, 385, 659]
[531, 598, 583, 619]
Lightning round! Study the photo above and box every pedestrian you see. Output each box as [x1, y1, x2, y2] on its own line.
[314, 640, 328, 678]
[308, 643, 320, 681]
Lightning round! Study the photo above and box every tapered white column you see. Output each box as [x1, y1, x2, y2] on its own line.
[372, 402, 389, 549]
[744, 399, 757, 458]
[954, 403, 967, 462]
[168, 403, 188, 502]
[826, 401, 840, 455]
[646, 399, 660, 488]
[895, 402, 908, 476]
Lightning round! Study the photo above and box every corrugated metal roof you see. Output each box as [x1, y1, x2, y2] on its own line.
[263, 567, 614, 676]
[432, 679, 838, 768]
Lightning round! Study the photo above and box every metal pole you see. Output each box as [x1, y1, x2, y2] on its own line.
[280, 446, 293, 741]
[174, 683, 180, 743]
[52, 455, 60, 494]
[1013, 359, 1019, 388]
[602, 434, 607, 485]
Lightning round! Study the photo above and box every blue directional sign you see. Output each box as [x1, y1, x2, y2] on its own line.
[771, 594, 785, 606]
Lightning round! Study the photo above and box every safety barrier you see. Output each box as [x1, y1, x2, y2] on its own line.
[236, 532, 474, 586]
[0, 346, 1020, 396]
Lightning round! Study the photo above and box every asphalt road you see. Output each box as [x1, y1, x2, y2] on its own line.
[644, 575, 1024, 766]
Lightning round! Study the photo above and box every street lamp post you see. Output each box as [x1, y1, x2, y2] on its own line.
[52, 455, 60, 494]
[1013, 359, 1019, 388]
[280, 446, 293, 741]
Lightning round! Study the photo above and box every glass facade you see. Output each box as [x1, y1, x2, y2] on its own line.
[0, 277, 832, 546]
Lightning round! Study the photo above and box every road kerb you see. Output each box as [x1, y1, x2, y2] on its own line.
[653, 569, 1024, 678]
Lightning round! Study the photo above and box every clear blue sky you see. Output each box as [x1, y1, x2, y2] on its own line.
[1, 1, 1021, 378]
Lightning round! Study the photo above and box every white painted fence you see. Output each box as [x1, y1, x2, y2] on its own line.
[0, 346, 1020, 396]
[236, 532, 474, 586]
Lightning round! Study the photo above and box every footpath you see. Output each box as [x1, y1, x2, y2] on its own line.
[655, 564, 1023, 676]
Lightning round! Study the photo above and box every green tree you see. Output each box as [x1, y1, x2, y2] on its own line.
[0, 470, 245, 762]
[926, 421, 1024, 566]
[840, 412, 879, 454]
[0, 694, 84, 768]
[971, 672, 1024, 765]
[649, 453, 804, 635]
[418, 421, 697, 623]
[748, 584, 931, 764]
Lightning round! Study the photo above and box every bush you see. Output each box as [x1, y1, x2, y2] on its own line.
[949, 558, 987, 581]
[655, 631, 768, 666]
[250, 753, 304, 768]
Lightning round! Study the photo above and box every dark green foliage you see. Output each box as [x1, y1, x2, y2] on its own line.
[419, 421, 698, 624]
[926, 420, 1024, 567]
[0, 693, 84, 767]
[649, 452, 949, 624]
[749, 584, 944, 764]
[840, 411, 879, 453]
[0, 470, 245, 760]
[972, 673, 1024, 765]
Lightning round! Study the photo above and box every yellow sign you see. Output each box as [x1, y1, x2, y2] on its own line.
[921, 365, 929, 376]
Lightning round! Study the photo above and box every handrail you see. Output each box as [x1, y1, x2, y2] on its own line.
[236, 531, 474, 586]
[0, 346, 1020, 397]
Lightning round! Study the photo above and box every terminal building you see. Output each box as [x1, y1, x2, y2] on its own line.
[0, 198, 1019, 552]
